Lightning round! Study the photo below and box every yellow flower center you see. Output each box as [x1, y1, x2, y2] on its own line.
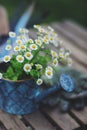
[11, 34, 14, 36]
[25, 66, 30, 70]
[26, 53, 31, 57]
[21, 46, 25, 49]
[18, 57, 23, 61]
[15, 47, 19, 50]
[38, 80, 41, 83]
[54, 60, 57, 64]
[20, 35, 24, 39]
[32, 45, 36, 48]
[47, 71, 51, 75]
[7, 46, 11, 49]
[5, 57, 9, 61]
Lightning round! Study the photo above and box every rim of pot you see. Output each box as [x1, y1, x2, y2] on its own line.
[2, 77, 32, 83]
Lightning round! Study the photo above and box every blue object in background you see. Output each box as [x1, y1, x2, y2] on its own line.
[0, 3, 34, 62]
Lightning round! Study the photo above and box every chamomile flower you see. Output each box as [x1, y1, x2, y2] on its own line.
[14, 46, 20, 52]
[35, 39, 42, 46]
[39, 28, 46, 33]
[3, 55, 11, 63]
[35, 64, 43, 70]
[16, 55, 24, 63]
[24, 52, 33, 60]
[33, 25, 41, 29]
[30, 44, 38, 50]
[50, 37, 55, 43]
[51, 50, 58, 58]
[67, 58, 72, 66]
[19, 28, 29, 34]
[9, 32, 16, 38]
[59, 52, 64, 58]
[53, 58, 58, 67]
[23, 64, 32, 72]
[20, 45, 26, 51]
[5, 45, 12, 50]
[18, 35, 24, 39]
[65, 52, 70, 58]
[28, 39, 34, 44]
[43, 37, 49, 44]
[45, 69, 53, 79]
[36, 78, 43, 85]
[46, 66, 53, 71]
[0, 73, 2, 79]
[16, 39, 22, 45]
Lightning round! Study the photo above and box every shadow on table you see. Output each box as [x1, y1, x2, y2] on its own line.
[74, 125, 87, 130]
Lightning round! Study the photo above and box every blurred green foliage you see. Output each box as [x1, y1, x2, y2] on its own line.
[0, 0, 87, 27]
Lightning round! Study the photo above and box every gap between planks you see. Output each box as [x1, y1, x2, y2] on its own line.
[24, 110, 57, 130]
[42, 106, 79, 130]
[0, 110, 29, 130]
[51, 22, 87, 52]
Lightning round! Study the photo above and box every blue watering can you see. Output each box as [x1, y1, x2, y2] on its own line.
[0, 74, 74, 115]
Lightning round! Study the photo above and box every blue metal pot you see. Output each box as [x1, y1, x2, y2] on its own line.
[0, 78, 60, 115]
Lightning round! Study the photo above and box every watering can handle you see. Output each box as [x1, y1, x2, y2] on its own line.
[0, 79, 3, 83]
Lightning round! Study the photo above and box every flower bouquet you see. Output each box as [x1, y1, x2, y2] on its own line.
[0, 25, 73, 115]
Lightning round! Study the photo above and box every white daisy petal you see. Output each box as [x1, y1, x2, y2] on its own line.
[0, 73, 2, 79]
[53, 59, 58, 67]
[45, 69, 53, 79]
[46, 66, 53, 71]
[51, 50, 58, 58]
[24, 52, 33, 60]
[14, 46, 20, 52]
[35, 39, 42, 46]
[36, 78, 43, 85]
[3, 55, 11, 63]
[20, 45, 26, 51]
[16, 39, 22, 45]
[30, 44, 38, 50]
[9, 32, 16, 38]
[23, 64, 32, 72]
[16, 55, 24, 63]
[28, 39, 34, 44]
[5, 45, 12, 50]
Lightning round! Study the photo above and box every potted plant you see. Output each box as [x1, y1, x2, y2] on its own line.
[0, 25, 73, 115]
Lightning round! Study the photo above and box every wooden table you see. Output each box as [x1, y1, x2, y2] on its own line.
[0, 21, 87, 130]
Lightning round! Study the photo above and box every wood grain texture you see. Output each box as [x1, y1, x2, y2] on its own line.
[57, 22, 87, 52]
[71, 108, 87, 124]
[0, 110, 28, 130]
[43, 107, 79, 130]
[64, 20, 87, 42]
[24, 110, 56, 130]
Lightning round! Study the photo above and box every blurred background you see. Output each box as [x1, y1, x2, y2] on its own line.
[0, 0, 87, 28]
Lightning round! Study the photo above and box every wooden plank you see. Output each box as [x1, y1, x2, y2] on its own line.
[72, 59, 87, 74]
[24, 110, 56, 130]
[64, 20, 87, 42]
[71, 108, 87, 124]
[56, 22, 87, 52]
[51, 23, 87, 68]
[0, 110, 28, 130]
[43, 107, 79, 130]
